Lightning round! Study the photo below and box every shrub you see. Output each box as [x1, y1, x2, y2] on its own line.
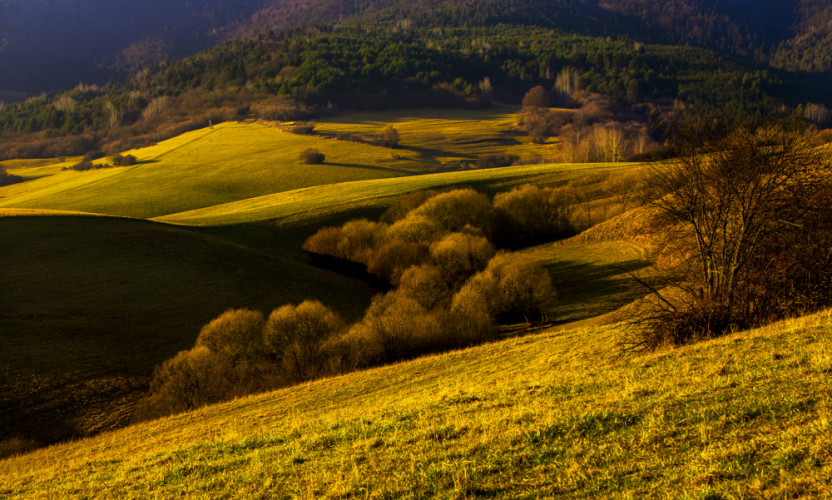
[397, 264, 453, 310]
[379, 190, 438, 223]
[493, 184, 575, 246]
[476, 154, 517, 169]
[409, 188, 494, 234]
[337, 219, 386, 264]
[303, 226, 345, 257]
[367, 239, 429, 285]
[453, 252, 555, 323]
[522, 85, 551, 109]
[112, 153, 137, 166]
[300, 148, 325, 164]
[289, 122, 315, 135]
[264, 301, 344, 381]
[143, 346, 231, 416]
[385, 215, 445, 244]
[194, 308, 265, 363]
[378, 125, 400, 148]
[429, 232, 495, 287]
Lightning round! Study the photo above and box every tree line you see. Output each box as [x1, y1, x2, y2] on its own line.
[2, 22, 825, 160]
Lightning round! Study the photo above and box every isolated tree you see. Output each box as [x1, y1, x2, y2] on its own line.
[380, 125, 400, 148]
[640, 115, 830, 344]
[300, 148, 325, 164]
[522, 85, 551, 110]
[264, 301, 343, 381]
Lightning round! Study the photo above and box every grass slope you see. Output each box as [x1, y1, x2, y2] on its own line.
[0, 106, 560, 219]
[156, 162, 632, 228]
[2, 309, 830, 497]
[0, 214, 377, 448]
[0, 122, 407, 218]
[314, 104, 562, 165]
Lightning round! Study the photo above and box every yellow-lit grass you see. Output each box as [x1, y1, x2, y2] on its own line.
[0, 122, 407, 218]
[2, 310, 830, 497]
[156, 162, 635, 227]
[314, 104, 565, 164]
[522, 240, 654, 323]
[1, 106, 585, 220]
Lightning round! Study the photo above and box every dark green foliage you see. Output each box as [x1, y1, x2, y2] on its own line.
[3, 21, 824, 159]
[112, 154, 137, 166]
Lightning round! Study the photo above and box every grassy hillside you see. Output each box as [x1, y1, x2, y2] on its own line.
[2, 306, 829, 497]
[0, 122, 409, 218]
[0, 214, 378, 448]
[0, 107, 648, 462]
[0, 107, 559, 219]
[156, 162, 630, 228]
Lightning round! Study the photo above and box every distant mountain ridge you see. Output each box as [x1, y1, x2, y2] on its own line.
[2, 0, 832, 96]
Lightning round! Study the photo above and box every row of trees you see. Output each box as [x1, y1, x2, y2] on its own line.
[143, 186, 564, 417]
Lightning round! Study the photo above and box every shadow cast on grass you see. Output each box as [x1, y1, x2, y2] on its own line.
[544, 258, 655, 321]
[324, 162, 415, 175]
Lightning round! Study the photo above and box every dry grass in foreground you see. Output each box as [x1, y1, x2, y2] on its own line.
[2, 309, 831, 498]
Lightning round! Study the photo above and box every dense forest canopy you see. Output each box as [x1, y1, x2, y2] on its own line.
[4, 0, 832, 97]
[4, 21, 832, 159]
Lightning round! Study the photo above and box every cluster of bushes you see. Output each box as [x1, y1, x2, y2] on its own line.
[141, 302, 343, 417]
[111, 154, 138, 166]
[306, 187, 575, 267]
[61, 152, 138, 171]
[144, 186, 567, 418]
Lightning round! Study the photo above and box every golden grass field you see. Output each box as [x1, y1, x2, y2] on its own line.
[4, 105, 827, 496]
[2, 308, 830, 497]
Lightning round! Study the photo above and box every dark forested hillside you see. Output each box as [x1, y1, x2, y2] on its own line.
[3, 0, 832, 98]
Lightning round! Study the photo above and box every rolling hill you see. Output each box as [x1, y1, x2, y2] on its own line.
[0, 104, 647, 453]
[2, 303, 829, 496]
[0, 213, 379, 449]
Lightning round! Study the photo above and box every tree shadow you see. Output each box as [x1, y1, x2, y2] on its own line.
[324, 162, 415, 175]
[543, 257, 656, 321]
